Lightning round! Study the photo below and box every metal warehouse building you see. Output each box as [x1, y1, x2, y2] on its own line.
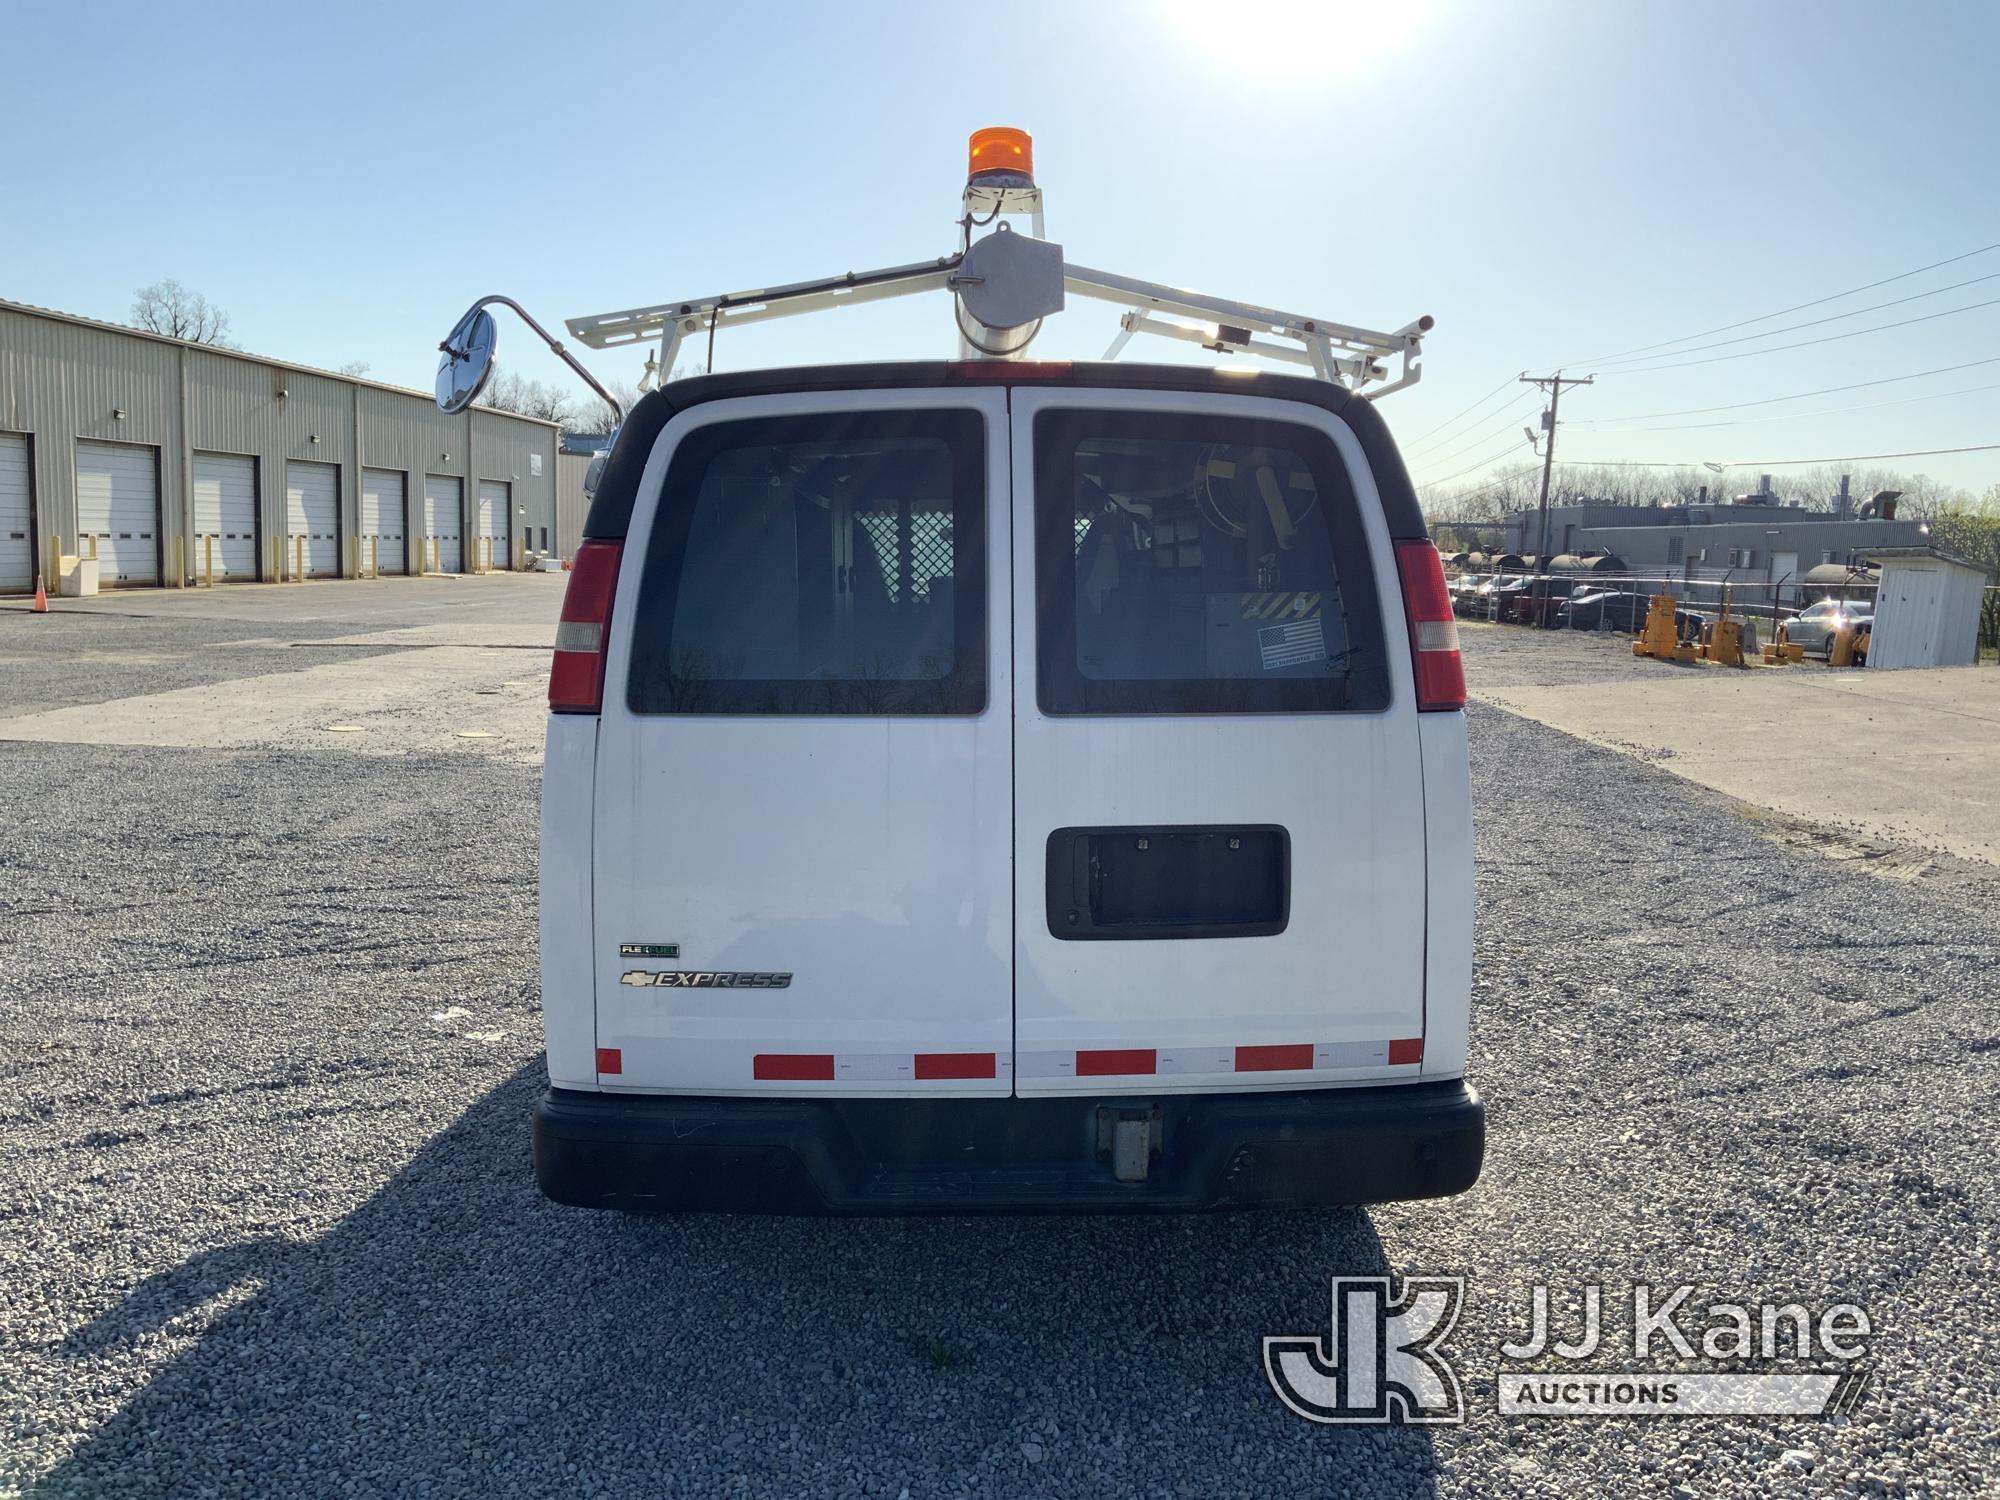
[0, 298, 563, 593]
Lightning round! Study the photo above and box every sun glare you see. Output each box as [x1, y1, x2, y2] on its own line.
[1158, 0, 1432, 77]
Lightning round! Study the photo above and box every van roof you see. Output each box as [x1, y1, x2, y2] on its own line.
[580, 360, 1428, 543]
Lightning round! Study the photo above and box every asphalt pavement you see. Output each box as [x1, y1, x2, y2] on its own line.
[0, 595, 1994, 1498]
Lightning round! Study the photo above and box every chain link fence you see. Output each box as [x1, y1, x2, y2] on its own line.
[1447, 568, 2000, 663]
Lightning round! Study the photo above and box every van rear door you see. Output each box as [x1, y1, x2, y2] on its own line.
[590, 389, 1013, 1095]
[1008, 389, 1428, 1095]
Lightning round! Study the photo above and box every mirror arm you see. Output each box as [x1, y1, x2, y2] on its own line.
[453, 293, 625, 425]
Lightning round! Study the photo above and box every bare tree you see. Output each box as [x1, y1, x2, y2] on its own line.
[476, 366, 574, 425]
[335, 360, 371, 378]
[131, 280, 234, 345]
[570, 379, 648, 435]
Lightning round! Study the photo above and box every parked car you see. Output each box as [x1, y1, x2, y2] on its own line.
[1558, 589, 1644, 631]
[1492, 574, 1579, 624]
[1559, 590, 1703, 637]
[447, 133, 1484, 1215]
[1784, 597, 1874, 658]
[1451, 572, 1496, 615]
[520, 373, 1481, 1215]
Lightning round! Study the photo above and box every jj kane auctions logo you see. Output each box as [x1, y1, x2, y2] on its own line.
[1265, 1277, 1873, 1424]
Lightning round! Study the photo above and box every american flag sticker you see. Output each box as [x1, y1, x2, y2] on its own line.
[1258, 617, 1328, 670]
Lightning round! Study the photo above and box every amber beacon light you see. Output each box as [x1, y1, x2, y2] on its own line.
[967, 126, 1034, 183]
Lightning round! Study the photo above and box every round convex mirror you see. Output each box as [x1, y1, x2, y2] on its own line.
[435, 307, 498, 413]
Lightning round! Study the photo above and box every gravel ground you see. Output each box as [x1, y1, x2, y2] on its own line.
[0, 613, 409, 716]
[2, 629, 1996, 1495]
[0, 577, 562, 716]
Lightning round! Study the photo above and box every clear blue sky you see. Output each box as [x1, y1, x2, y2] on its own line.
[5, 0, 1996, 495]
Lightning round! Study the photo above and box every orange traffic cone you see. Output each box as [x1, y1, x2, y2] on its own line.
[31, 579, 48, 614]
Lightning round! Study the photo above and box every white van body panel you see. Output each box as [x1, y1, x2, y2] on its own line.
[1008, 389, 1427, 1096]
[1416, 709, 1474, 1079]
[587, 388, 1015, 1097]
[541, 713, 601, 1090]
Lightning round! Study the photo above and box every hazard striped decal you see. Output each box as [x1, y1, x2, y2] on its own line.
[1238, 590, 1325, 621]
[733, 1042, 1423, 1083]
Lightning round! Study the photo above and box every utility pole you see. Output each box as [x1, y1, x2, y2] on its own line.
[1521, 371, 1593, 625]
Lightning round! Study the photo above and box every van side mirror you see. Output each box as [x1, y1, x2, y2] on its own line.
[435, 308, 499, 414]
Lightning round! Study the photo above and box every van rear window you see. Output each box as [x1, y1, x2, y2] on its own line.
[625, 410, 985, 715]
[1034, 410, 1389, 715]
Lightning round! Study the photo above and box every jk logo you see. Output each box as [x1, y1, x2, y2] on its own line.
[1264, 1276, 1466, 1425]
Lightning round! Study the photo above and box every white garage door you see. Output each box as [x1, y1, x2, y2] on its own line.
[424, 475, 463, 573]
[477, 479, 511, 572]
[191, 453, 258, 583]
[286, 461, 340, 579]
[0, 433, 30, 593]
[75, 440, 159, 588]
[360, 468, 407, 575]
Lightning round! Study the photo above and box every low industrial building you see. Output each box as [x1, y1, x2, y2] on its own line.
[0, 298, 564, 592]
[1500, 478, 1928, 605]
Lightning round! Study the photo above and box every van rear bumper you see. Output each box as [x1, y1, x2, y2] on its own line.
[533, 1080, 1484, 1214]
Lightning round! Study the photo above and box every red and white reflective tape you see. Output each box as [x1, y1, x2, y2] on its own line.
[751, 1051, 1010, 1083]
[702, 1039, 1424, 1083]
[1016, 1038, 1422, 1079]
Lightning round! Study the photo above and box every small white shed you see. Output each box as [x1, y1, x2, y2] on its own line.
[1858, 547, 1994, 669]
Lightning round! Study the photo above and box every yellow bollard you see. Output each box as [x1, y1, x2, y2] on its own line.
[204, 534, 214, 587]
[370, 535, 379, 579]
[89, 534, 99, 560]
[294, 534, 304, 582]
[48, 535, 61, 591]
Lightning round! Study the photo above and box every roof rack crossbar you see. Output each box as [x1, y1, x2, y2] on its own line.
[566, 252, 1429, 396]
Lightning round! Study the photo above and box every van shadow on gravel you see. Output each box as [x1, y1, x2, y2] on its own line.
[38, 1062, 1440, 1497]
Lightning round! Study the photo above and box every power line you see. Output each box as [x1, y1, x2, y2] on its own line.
[1562, 239, 2000, 365]
[1429, 469, 1539, 506]
[1400, 372, 1521, 450]
[1569, 355, 2000, 425]
[1605, 295, 2000, 375]
[1591, 270, 2000, 369]
[1409, 392, 1541, 472]
[1554, 441, 2000, 470]
[1564, 377, 2000, 435]
[1419, 436, 1539, 489]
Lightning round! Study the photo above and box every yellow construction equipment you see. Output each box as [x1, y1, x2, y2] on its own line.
[1760, 621, 1805, 665]
[1697, 617, 1745, 666]
[1829, 625, 1872, 667]
[1632, 593, 1697, 662]
[1694, 586, 1747, 667]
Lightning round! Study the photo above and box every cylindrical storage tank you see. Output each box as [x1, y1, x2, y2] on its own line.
[1802, 562, 1880, 596]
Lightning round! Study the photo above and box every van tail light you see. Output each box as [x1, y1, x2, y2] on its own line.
[1394, 539, 1466, 712]
[549, 539, 623, 713]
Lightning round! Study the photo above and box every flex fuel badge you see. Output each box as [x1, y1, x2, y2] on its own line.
[619, 943, 681, 958]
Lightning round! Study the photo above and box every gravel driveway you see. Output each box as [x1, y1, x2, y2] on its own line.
[1, 645, 1994, 1495]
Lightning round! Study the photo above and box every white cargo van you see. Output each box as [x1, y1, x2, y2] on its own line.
[441, 132, 1482, 1212]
